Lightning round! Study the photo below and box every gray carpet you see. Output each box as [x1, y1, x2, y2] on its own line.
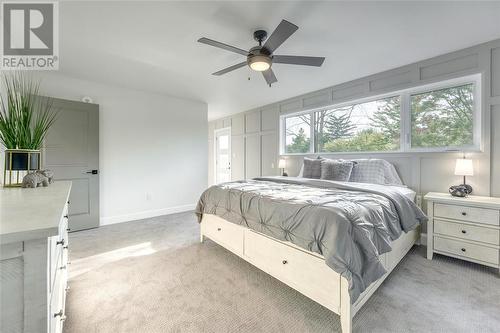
[65, 212, 500, 333]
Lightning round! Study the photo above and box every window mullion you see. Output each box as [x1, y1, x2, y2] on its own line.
[401, 93, 411, 152]
[310, 111, 315, 153]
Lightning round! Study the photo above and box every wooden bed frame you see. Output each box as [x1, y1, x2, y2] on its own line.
[200, 214, 419, 333]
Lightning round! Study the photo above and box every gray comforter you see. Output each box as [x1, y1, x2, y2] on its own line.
[195, 176, 427, 302]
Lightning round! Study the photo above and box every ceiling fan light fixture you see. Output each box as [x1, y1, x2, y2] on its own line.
[248, 55, 271, 72]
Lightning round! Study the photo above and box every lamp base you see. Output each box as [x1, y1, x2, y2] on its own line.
[460, 184, 473, 194]
[449, 184, 472, 197]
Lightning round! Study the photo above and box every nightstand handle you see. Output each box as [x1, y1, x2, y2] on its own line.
[217, 228, 221, 231]
[461, 212, 467, 216]
[461, 230, 467, 234]
[461, 248, 466, 252]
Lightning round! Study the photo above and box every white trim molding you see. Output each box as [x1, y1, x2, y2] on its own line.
[100, 203, 196, 226]
[280, 73, 482, 155]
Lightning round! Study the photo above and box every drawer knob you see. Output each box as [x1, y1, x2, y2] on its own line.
[461, 248, 466, 252]
[461, 212, 467, 216]
[282, 260, 288, 265]
[56, 239, 65, 246]
[461, 230, 467, 234]
[64, 215, 69, 219]
[54, 310, 63, 318]
[63, 245, 69, 249]
[217, 228, 221, 231]
[59, 265, 67, 270]
[66, 228, 71, 232]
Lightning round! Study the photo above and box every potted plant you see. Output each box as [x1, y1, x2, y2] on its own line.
[0, 72, 57, 187]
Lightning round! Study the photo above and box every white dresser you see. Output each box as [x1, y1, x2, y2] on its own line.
[0, 181, 72, 333]
[425, 192, 500, 272]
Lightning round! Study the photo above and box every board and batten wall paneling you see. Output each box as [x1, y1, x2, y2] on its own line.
[491, 47, 500, 98]
[245, 111, 261, 133]
[492, 105, 500, 197]
[261, 132, 279, 176]
[261, 106, 279, 131]
[245, 134, 261, 179]
[231, 114, 245, 136]
[208, 38, 500, 199]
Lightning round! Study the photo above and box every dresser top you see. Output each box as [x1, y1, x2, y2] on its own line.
[424, 192, 500, 209]
[0, 181, 72, 244]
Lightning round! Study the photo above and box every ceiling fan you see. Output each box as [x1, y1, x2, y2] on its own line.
[198, 19, 325, 87]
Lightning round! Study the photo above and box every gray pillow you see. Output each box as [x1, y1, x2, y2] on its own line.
[320, 159, 355, 181]
[302, 157, 323, 179]
[349, 159, 403, 185]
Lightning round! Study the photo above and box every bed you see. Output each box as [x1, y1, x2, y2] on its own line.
[196, 159, 426, 333]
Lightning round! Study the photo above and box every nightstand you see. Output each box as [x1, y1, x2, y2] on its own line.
[425, 192, 500, 272]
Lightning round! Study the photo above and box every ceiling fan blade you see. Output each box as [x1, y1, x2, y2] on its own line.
[198, 37, 249, 56]
[212, 62, 247, 76]
[262, 68, 278, 86]
[273, 55, 325, 67]
[262, 20, 298, 54]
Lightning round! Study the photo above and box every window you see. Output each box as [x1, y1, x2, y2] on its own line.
[411, 84, 474, 149]
[315, 96, 400, 152]
[281, 75, 480, 154]
[284, 114, 311, 153]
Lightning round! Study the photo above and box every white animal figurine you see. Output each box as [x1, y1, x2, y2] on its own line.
[22, 170, 53, 188]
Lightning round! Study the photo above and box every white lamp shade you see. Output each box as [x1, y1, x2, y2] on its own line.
[278, 159, 286, 169]
[454, 159, 474, 176]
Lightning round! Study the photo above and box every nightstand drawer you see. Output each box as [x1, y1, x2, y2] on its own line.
[434, 236, 499, 265]
[434, 203, 499, 226]
[434, 220, 500, 245]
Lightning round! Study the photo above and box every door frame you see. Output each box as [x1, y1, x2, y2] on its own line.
[214, 127, 231, 184]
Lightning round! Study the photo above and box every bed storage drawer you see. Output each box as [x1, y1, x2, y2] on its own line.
[244, 230, 341, 312]
[434, 203, 499, 226]
[434, 219, 499, 245]
[202, 215, 244, 255]
[434, 236, 499, 265]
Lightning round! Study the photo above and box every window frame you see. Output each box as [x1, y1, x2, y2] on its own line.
[282, 112, 314, 154]
[280, 74, 481, 155]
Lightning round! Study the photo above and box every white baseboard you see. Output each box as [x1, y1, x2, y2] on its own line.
[100, 203, 196, 226]
[419, 232, 427, 246]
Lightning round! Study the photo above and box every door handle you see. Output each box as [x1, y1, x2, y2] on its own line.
[86, 170, 98, 175]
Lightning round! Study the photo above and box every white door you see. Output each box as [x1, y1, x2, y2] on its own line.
[42, 97, 99, 231]
[215, 128, 231, 184]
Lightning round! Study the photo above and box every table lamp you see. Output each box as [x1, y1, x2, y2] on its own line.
[453, 158, 474, 195]
[278, 159, 287, 176]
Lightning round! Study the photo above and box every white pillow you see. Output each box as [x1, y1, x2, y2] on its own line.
[349, 159, 403, 186]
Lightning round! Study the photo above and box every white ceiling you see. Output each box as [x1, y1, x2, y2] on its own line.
[58, 1, 500, 120]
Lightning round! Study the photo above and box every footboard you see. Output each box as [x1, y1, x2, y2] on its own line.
[200, 214, 418, 333]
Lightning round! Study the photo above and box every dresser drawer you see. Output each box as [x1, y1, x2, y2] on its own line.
[244, 230, 341, 312]
[48, 236, 63, 293]
[49, 259, 66, 333]
[434, 203, 499, 226]
[202, 216, 244, 255]
[434, 236, 499, 265]
[434, 219, 499, 245]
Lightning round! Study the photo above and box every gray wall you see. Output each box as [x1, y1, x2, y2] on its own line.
[209, 38, 500, 204]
